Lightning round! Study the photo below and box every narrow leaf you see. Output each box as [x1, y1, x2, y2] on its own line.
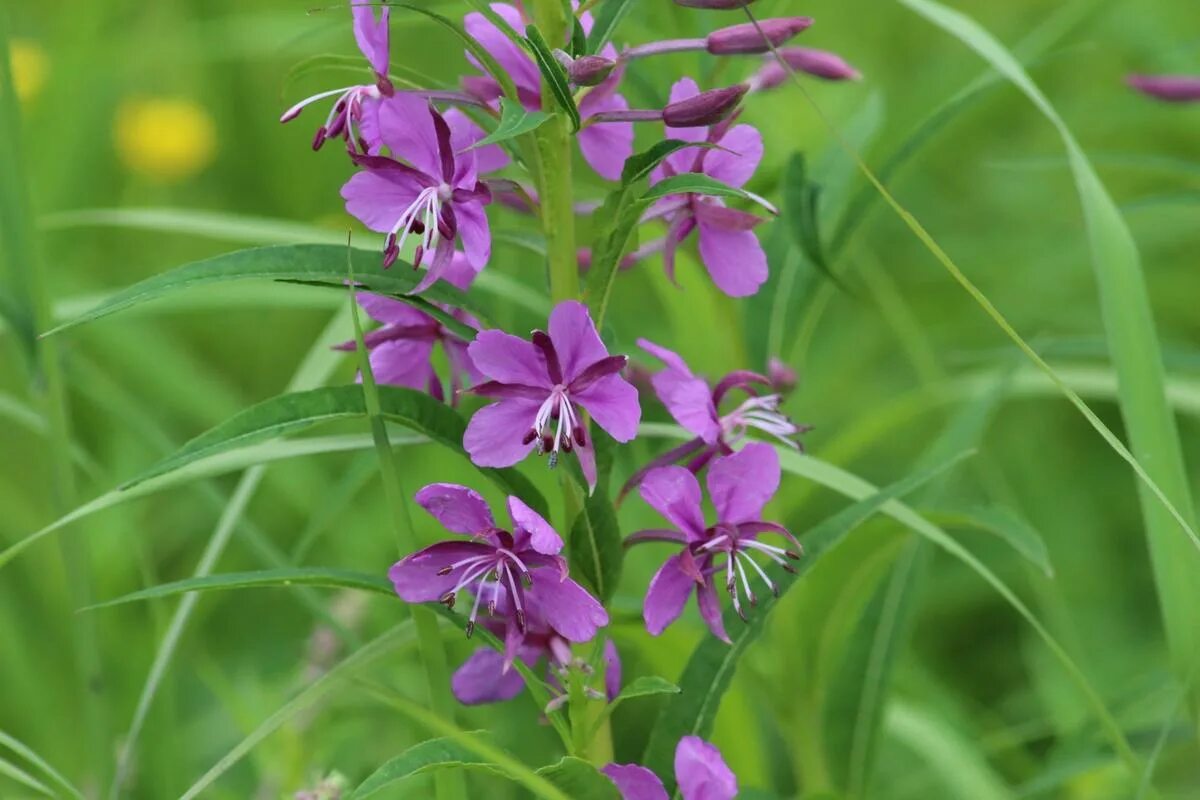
[536, 757, 621, 800]
[525, 25, 581, 131]
[44, 244, 483, 341]
[346, 737, 504, 800]
[84, 567, 394, 611]
[642, 173, 758, 204]
[474, 98, 553, 148]
[117, 385, 549, 518]
[932, 506, 1053, 576]
[569, 487, 623, 603]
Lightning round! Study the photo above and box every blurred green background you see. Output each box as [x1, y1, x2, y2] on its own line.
[2, 0, 1199, 797]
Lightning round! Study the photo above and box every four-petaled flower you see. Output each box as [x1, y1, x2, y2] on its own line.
[630, 443, 800, 642]
[621, 339, 807, 496]
[342, 94, 495, 292]
[463, 2, 634, 180]
[335, 291, 482, 402]
[648, 77, 775, 297]
[603, 735, 738, 800]
[464, 301, 641, 489]
[389, 483, 608, 652]
[280, 0, 394, 152]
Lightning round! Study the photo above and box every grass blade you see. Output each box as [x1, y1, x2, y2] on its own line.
[0, 730, 85, 800]
[897, 0, 1200, 705]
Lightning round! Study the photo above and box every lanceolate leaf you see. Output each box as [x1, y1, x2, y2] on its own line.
[642, 173, 758, 204]
[641, 452, 971, 790]
[931, 505, 1053, 576]
[44, 244, 484, 341]
[525, 25, 581, 131]
[84, 567, 394, 611]
[474, 99, 553, 148]
[120, 385, 550, 517]
[536, 757, 621, 800]
[569, 487, 623, 603]
[346, 738, 505, 800]
[620, 139, 707, 185]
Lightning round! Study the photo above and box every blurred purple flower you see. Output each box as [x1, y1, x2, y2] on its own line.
[603, 735, 738, 800]
[463, 3, 634, 179]
[629, 444, 799, 642]
[646, 78, 774, 297]
[620, 340, 806, 497]
[335, 289, 482, 402]
[389, 483, 607, 654]
[463, 301, 641, 490]
[341, 94, 494, 291]
[280, 0, 394, 152]
[1127, 73, 1200, 103]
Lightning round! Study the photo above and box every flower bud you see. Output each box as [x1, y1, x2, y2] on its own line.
[675, 0, 757, 8]
[663, 84, 747, 127]
[1127, 74, 1200, 103]
[568, 55, 617, 87]
[751, 46, 860, 90]
[706, 18, 812, 55]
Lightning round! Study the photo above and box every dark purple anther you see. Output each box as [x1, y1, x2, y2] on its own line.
[662, 84, 748, 127]
[706, 18, 813, 55]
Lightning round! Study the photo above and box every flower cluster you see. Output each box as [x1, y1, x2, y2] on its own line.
[281, 0, 858, 792]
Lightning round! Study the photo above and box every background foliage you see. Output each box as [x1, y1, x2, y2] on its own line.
[2, 0, 1199, 797]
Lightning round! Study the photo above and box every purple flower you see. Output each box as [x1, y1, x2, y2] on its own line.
[1127, 74, 1200, 103]
[389, 483, 608, 652]
[280, 0, 394, 152]
[453, 590, 622, 705]
[341, 94, 494, 292]
[620, 340, 806, 497]
[629, 444, 799, 642]
[463, 301, 641, 489]
[463, 3, 634, 180]
[647, 78, 773, 297]
[335, 290, 482, 402]
[603, 736, 738, 800]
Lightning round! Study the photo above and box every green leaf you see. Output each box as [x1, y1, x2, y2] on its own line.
[588, 0, 636, 53]
[0, 755, 53, 798]
[535, 757, 621, 800]
[569, 486, 623, 604]
[931, 505, 1053, 576]
[118, 385, 549, 518]
[569, 16, 588, 57]
[475, 99, 553, 148]
[642, 173, 759, 204]
[0, 729, 86, 800]
[84, 567, 394, 611]
[619, 139, 706, 185]
[641, 452, 971, 790]
[180, 624, 417, 800]
[588, 676, 680, 740]
[886, 700, 1015, 800]
[524, 25, 581, 131]
[900, 0, 1200, 701]
[43, 244, 483, 341]
[782, 153, 833, 279]
[346, 738, 505, 800]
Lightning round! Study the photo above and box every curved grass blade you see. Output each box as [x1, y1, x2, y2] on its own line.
[929, 506, 1052, 576]
[43, 244, 482, 340]
[346, 737, 505, 800]
[84, 567, 393, 611]
[117, 384, 548, 516]
[179, 623, 416, 800]
[0, 730, 85, 800]
[642, 452, 971, 788]
[0, 755, 53, 798]
[898, 0, 1200, 702]
[359, 683, 575, 800]
[886, 700, 1014, 800]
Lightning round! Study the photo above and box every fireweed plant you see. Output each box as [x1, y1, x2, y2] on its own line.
[284, 0, 853, 793]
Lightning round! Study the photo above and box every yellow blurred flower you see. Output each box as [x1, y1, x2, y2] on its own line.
[9, 39, 47, 102]
[114, 97, 217, 182]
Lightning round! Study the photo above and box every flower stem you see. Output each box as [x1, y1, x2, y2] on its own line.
[0, 11, 106, 784]
[346, 270, 467, 800]
[528, 0, 579, 303]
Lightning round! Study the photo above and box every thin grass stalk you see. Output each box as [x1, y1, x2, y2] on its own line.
[346, 265, 467, 800]
[0, 10, 106, 785]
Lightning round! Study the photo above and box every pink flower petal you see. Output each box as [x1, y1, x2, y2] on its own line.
[350, 1, 389, 76]
[663, 78, 709, 173]
[369, 339, 436, 391]
[388, 540, 494, 602]
[464, 4, 542, 97]
[706, 443, 780, 524]
[414, 483, 496, 535]
[378, 93, 443, 178]
[548, 300, 609, 384]
[467, 329, 551, 387]
[696, 578, 730, 644]
[507, 495, 563, 555]
[579, 92, 634, 181]
[528, 575, 608, 642]
[639, 466, 706, 540]
[602, 764, 669, 800]
[451, 647, 528, 704]
[340, 169, 421, 233]
[675, 736, 738, 800]
[574, 374, 641, 443]
[455, 199, 492, 271]
[696, 219, 768, 298]
[464, 399, 541, 467]
[705, 124, 762, 188]
[643, 553, 696, 635]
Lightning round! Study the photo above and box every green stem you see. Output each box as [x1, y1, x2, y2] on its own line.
[0, 11, 106, 784]
[528, 0, 578, 303]
[348, 280, 467, 800]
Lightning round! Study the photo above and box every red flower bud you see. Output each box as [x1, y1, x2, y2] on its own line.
[663, 84, 748, 127]
[706, 18, 812, 55]
[569, 55, 617, 87]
